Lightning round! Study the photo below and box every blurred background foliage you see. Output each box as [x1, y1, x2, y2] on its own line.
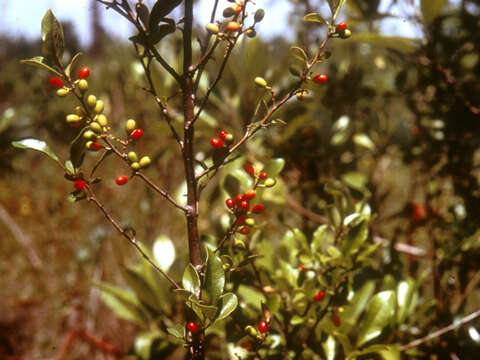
[1, 0, 480, 359]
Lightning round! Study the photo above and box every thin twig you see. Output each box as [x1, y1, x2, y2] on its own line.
[401, 309, 480, 351]
[87, 190, 181, 289]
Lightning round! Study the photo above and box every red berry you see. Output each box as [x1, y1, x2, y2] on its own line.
[89, 141, 101, 151]
[187, 321, 199, 333]
[130, 128, 144, 140]
[336, 21, 348, 31]
[115, 175, 128, 185]
[258, 321, 268, 333]
[210, 137, 224, 148]
[226, 198, 234, 208]
[251, 204, 265, 214]
[74, 180, 87, 190]
[245, 189, 256, 200]
[236, 216, 246, 226]
[243, 163, 255, 176]
[258, 171, 268, 179]
[412, 204, 426, 221]
[313, 74, 328, 83]
[235, 193, 246, 205]
[314, 292, 325, 301]
[240, 200, 250, 211]
[78, 67, 90, 79]
[299, 265, 306, 272]
[331, 314, 341, 327]
[49, 77, 64, 88]
[239, 227, 250, 235]
[218, 130, 228, 140]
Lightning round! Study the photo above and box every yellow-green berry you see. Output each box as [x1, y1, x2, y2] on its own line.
[57, 88, 69, 97]
[245, 325, 258, 337]
[78, 79, 88, 92]
[87, 95, 97, 108]
[130, 162, 141, 171]
[96, 114, 108, 126]
[205, 22, 219, 34]
[139, 156, 151, 168]
[90, 122, 102, 133]
[265, 177, 276, 187]
[125, 119, 136, 133]
[127, 151, 138, 162]
[234, 238, 246, 249]
[94, 100, 104, 114]
[66, 114, 81, 123]
[254, 77, 267, 88]
[224, 133, 234, 144]
[83, 130, 96, 139]
[245, 218, 255, 227]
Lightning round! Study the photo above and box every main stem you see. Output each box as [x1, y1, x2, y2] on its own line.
[182, 0, 201, 269]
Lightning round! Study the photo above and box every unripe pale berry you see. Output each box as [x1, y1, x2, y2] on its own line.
[336, 21, 348, 31]
[130, 128, 144, 140]
[226, 198, 234, 208]
[78, 67, 90, 79]
[342, 29, 352, 38]
[245, 218, 255, 227]
[83, 130, 96, 139]
[127, 151, 138, 162]
[313, 74, 328, 83]
[49, 77, 64, 88]
[78, 79, 88, 92]
[187, 322, 199, 333]
[131, 162, 140, 171]
[96, 114, 108, 126]
[57, 88, 69, 97]
[243, 163, 255, 176]
[90, 122, 102, 134]
[314, 292, 325, 301]
[87, 95, 97, 108]
[246, 29, 257, 38]
[239, 227, 250, 235]
[226, 21, 241, 32]
[252, 203, 265, 214]
[66, 114, 81, 123]
[245, 189, 256, 200]
[258, 321, 268, 333]
[206, 22, 219, 34]
[210, 137, 224, 148]
[264, 178, 276, 187]
[125, 119, 137, 133]
[115, 175, 128, 185]
[245, 325, 258, 337]
[254, 77, 267, 88]
[94, 100, 104, 114]
[234, 238, 246, 248]
[74, 180, 87, 190]
[223, 7, 235, 17]
[139, 156, 151, 168]
[224, 133, 234, 144]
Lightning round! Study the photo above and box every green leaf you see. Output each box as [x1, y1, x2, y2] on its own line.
[150, 23, 176, 44]
[12, 138, 63, 167]
[421, 0, 448, 26]
[322, 335, 336, 360]
[65, 52, 83, 78]
[350, 33, 420, 53]
[134, 331, 162, 360]
[204, 247, 225, 305]
[188, 295, 218, 321]
[396, 279, 417, 324]
[312, 225, 328, 254]
[353, 133, 375, 151]
[343, 220, 369, 255]
[20, 56, 62, 76]
[183, 263, 201, 295]
[94, 281, 148, 326]
[356, 291, 396, 347]
[347, 344, 401, 360]
[136, 3, 150, 27]
[167, 324, 186, 339]
[290, 315, 305, 325]
[327, 0, 347, 21]
[70, 130, 86, 170]
[216, 293, 238, 321]
[41, 9, 64, 67]
[65, 160, 75, 175]
[341, 280, 375, 333]
[303, 13, 328, 24]
[122, 267, 161, 312]
[149, 0, 182, 29]
[342, 172, 368, 192]
[290, 46, 308, 63]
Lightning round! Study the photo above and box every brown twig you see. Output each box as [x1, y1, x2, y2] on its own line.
[401, 309, 480, 351]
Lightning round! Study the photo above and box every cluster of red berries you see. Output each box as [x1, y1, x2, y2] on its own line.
[335, 21, 351, 39]
[210, 129, 234, 149]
